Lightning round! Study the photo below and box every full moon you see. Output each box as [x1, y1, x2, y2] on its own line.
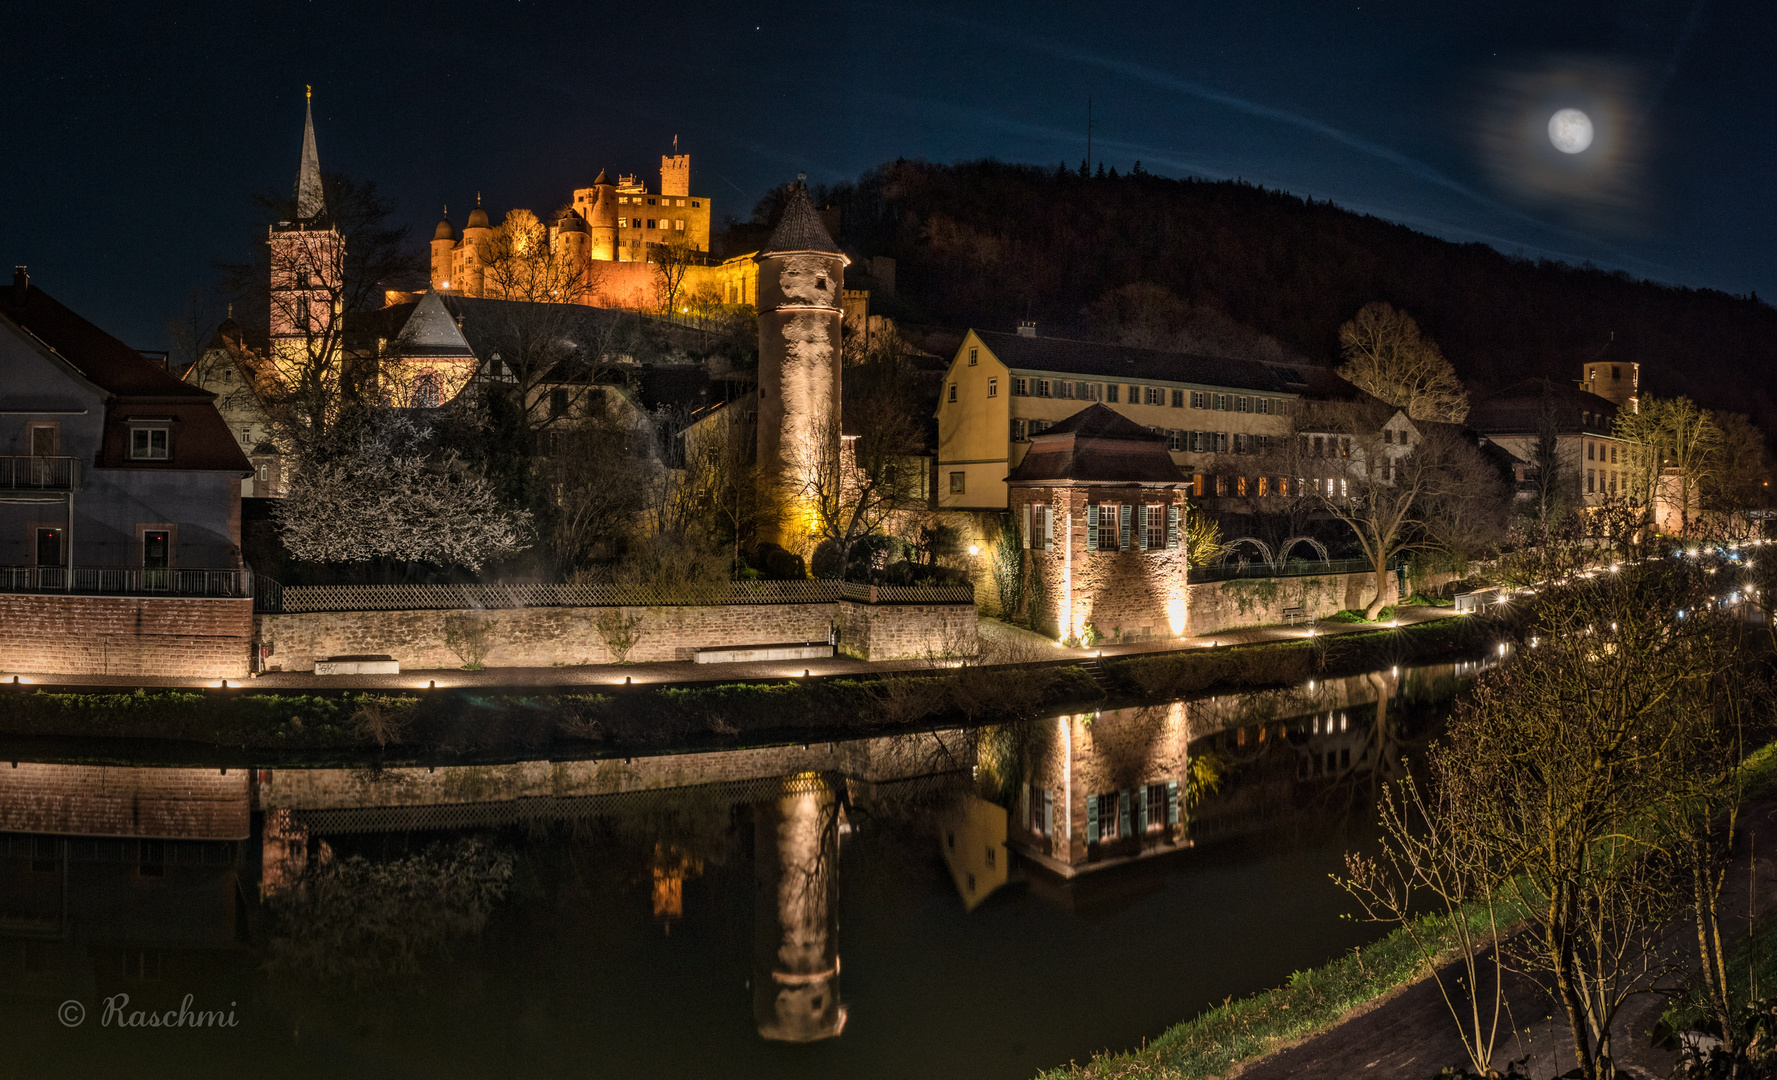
[1547, 108, 1594, 154]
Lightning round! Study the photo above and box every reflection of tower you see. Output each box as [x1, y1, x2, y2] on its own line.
[753, 773, 846, 1042]
[755, 181, 850, 549]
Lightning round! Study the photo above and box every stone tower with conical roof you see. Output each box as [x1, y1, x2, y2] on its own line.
[267, 86, 343, 386]
[755, 181, 850, 548]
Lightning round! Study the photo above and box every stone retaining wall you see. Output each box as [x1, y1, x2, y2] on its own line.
[1185, 569, 1399, 636]
[257, 599, 977, 672]
[0, 595, 253, 678]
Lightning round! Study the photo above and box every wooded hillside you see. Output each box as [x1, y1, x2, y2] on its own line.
[777, 160, 1776, 428]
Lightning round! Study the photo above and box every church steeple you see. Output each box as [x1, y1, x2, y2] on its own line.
[295, 85, 325, 221]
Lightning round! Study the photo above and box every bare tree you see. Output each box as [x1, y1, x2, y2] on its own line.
[1614, 394, 1718, 535]
[1336, 301, 1468, 423]
[652, 237, 698, 314]
[798, 354, 928, 578]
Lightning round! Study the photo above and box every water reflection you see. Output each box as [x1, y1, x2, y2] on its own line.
[0, 659, 1491, 1078]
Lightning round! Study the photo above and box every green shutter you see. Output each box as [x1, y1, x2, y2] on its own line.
[1119, 505, 1132, 551]
[1138, 505, 1149, 551]
[1138, 785, 1149, 832]
[1021, 503, 1031, 549]
[1118, 790, 1131, 837]
[1086, 793, 1099, 843]
[1167, 506, 1180, 549]
[1087, 505, 1098, 550]
[1167, 779, 1180, 825]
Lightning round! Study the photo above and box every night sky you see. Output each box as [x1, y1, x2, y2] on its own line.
[3, 0, 1772, 350]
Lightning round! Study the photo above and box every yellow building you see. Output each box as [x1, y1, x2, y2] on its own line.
[936, 327, 1344, 511]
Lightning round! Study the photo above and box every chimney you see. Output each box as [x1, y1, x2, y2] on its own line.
[1017, 320, 1037, 338]
[12, 266, 27, 307]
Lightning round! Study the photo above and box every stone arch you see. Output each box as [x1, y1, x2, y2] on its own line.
[1220, 537, 1274, 566]
[1274, 536, 1330, 567]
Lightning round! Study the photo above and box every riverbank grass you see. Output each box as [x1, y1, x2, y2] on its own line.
[1037, 899, 1527, 1080]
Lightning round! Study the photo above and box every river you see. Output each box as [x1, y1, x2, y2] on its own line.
[0, 657, 1493, 1079]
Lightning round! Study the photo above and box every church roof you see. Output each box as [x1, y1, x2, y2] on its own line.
[296, 88, 325, 221]
[764, 183, 843, 255]
[1006, 403, 1187, 485]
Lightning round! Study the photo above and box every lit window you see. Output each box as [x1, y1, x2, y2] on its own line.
[674, 219, 685, 230]
[129, 426, 169, 461]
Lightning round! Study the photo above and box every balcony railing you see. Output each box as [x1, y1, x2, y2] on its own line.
[0, 456, 81, 492]
[0, 566, 252, 599]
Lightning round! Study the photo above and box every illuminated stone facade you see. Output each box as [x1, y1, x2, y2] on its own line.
[1008, 405, 1193, 643]
[754, 184, 849, 548]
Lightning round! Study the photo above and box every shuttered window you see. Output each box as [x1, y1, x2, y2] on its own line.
[1119, 505, 1132, 551]
[1118, 790, 1131, 838]
[1087, 505, 1099, 550]
[1086, 792, 1099, 843]
[1167, 779, 1180, 825]
[1167, 506, 1180, 549]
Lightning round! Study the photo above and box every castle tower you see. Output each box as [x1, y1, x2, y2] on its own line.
[268, 86, 343, 386]
[585, 170, 618, 262]
[1581, 360, 1639, 413]
[458, 196, 492, 298]
[553, 208, 591, 298]
[661, 153, 691, 198]
[755, 181, 849, 549]
[430, 209, 456, 291]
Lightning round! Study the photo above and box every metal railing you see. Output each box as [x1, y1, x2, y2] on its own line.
[1187, 558, 1398, 584]
[0, 566, 252, 598]
[256, 579, 974, 615]
[0, 456, 80, 492]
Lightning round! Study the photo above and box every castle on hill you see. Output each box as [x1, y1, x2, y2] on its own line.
[427, 153, 761, 310]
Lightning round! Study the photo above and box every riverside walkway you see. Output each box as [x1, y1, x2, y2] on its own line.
[0, 608, 1465, 691]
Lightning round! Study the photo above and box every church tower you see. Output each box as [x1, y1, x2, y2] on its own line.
[755, 180, 849, 548]
[268, 86, 343, 389]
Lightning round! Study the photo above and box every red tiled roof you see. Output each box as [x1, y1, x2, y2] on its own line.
[1007, 403, 1187, 484]
[4, 283, 252, 474]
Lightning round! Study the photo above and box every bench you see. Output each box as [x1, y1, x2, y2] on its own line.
[1281, 605, 1308, 625]
[314, 654, 400, 675]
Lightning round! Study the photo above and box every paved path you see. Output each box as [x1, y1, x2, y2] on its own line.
[0, 608, 1461, 691]
[1232, 798, 1777, 1080]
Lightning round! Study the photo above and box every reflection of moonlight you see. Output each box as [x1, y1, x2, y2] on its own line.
[1547, 108, 1593, 154]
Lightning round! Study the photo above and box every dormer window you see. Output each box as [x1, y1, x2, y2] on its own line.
[129, 425, 170, 461]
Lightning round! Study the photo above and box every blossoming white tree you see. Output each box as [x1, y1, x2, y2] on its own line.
[274, 415, 530, 570]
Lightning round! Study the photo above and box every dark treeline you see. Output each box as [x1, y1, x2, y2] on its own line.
[780, 159, 1777, 430]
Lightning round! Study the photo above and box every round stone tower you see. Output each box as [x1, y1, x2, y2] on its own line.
[755, 180, 849, 549]
[553, 208, 591, 297]
[586, 170, 619, 263]
[460, 197, 493, 297]
[430, 210, 456, 291]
